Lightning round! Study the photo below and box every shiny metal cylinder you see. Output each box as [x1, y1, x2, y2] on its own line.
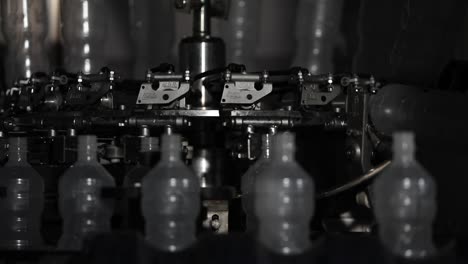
[193, 0, 210, 37]
[1, 0, 51, 85]
[179, 36, 225, 109]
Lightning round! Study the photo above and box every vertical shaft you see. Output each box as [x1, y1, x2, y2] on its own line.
[193, 0, 211, 37]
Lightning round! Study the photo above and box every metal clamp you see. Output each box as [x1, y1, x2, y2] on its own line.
[221, 72, 273, 105]
[136, 72, 190, 105]
[301, 83, 342, 106]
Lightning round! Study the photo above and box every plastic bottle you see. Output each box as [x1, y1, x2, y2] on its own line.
[1, 0, 51, 86]
[58, 135, 116, 250]
[0, 137, 44, 250]
[142, 134, 200, 252]
[221, 0, 261, 70]
[128, 0, 175, 78]
[292, 0, 344, 74]
[61, 0, 133, 76]
[123, 136, 159, 230]
[241, 134, 271, 233]
[255, 132, 315, 255]
[373, 132, 437, 259]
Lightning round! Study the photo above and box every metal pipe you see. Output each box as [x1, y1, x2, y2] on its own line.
[193, 0, 210, 37]
[316, 160, 391, 199]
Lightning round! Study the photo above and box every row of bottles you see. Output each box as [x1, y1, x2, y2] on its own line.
[0, 134, 200, 252]
[0, 130, 438, 259]
[241, 131, 438, 260]
[1, 0, 346, 84]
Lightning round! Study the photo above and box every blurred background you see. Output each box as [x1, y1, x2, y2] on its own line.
[0, 0, 467, 87]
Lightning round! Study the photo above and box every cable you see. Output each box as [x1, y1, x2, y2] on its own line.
[316, 160, 391, 199]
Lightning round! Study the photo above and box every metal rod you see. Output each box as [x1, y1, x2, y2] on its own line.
[193, 0, 210, 37]
[316, 160, 391, 199]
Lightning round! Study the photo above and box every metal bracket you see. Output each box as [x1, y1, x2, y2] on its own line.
[345, 86, 372, 175]
[301, 84, 342, 106]
[221, 73, 273, 105]
[136, 78, 190, 105]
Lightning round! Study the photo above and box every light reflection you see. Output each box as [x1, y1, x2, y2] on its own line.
[82, 0, 89, 19]
[83, 21, 89, 35]
[83, 43, 90, 54]
[84, 58, 91, 73]
[22, 0, 29, 29]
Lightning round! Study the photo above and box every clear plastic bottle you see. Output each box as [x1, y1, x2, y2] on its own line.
[123, 136, 159, 230]
[58, 135, 116, 250]
[0, 137, 44, 250]
[221, 0, 261, 70]
[255, 132, 315, 255]
[292, 0, 344, 74]
[142, 134, 200, 252]
[128, 0, 175, 78]
[241, 134, 271, 233]
[61, 0, 133, 76]
[373, 132, 437, 259]
[1, 0, 51, 86]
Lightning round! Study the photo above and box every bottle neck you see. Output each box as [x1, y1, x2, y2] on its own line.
[77, 135, 98, 162]
[271, 133, 295, 162]
[392, 132, 416, 166]
[260, 134, 271, 159]
[8, 138, 28, 164]
[161, 148, 181, 162]
[160, 134, 182, 163]
[139, 137, 160, 165]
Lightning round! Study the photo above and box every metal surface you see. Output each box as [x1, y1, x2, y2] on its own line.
[301, 84, 342, 106]
[345, 84, 372, 175]
[192, 148, 213, 187]
[193, 0, 210, 37]
[221, 79, 272, 105]
[136, 81, 190, 105]
[223, 110, 302, 129]
[179, 37, 226, 108]
[202, 200, 229, 233]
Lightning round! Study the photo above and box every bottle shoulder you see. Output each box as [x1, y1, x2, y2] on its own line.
[241, 159, 270, 191]
[0, 164, 42, 180]
[142, 163, 199, 191]
[60, 162, 115, 185]
[144, 162, 197, 179]
[374, 161, 436, 193]
[256, 161, 312, 179]
[255, 161, 314, 191]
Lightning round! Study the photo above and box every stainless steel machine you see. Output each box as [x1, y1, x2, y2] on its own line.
[1, 0, 468, 263]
